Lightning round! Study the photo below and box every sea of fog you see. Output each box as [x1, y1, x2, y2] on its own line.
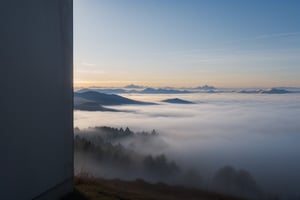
[74, 93, 300, 197]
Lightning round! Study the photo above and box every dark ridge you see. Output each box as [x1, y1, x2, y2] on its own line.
[162, 98, 194, 104]
[74, 91, 155, 105]
[74, 102, 118, 112]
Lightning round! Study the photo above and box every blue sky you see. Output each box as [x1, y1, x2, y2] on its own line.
[74, 0, 300, 88]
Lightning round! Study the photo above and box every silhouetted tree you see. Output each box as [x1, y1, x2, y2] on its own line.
[143, 154, 180, 178]
[212, 165, 262, 199]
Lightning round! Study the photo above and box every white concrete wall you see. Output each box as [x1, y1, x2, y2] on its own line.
[0, 1, 73, 199]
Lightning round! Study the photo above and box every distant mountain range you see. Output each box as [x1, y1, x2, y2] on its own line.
[76, 87, 194, 94]
[76, 88, 127, 94]
[74, 86, 299, 96]
[261, 88, 292, 94]
[238, 88, 292, 94]
[161, 98, 194, 104]
[194, 85, 216, 90]
[140, 88, 192, 94]
[124, 84, 144, 89]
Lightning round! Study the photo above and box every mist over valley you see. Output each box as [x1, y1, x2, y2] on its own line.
[74, 87, 300, 199]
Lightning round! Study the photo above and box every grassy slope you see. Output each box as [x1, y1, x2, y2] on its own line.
[62, 177, 244, 200]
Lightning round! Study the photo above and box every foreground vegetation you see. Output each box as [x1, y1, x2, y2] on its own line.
[63, 176, 244, 200]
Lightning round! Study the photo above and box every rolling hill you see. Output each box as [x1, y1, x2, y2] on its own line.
[162, 98, 194, 104]
[74, 91, 155, 106]
[74, 102, 118, 112]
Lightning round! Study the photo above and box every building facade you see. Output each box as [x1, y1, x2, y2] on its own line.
[0, 1, 73, 199]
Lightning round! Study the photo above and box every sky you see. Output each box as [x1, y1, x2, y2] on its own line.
[74, 0, 300, 88]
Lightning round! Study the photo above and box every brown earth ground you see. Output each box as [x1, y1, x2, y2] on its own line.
[62, 177, 244, 200]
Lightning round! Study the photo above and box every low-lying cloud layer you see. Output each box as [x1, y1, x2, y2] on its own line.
[74, 93, 300, 199]
[74, 127, 262, 199]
